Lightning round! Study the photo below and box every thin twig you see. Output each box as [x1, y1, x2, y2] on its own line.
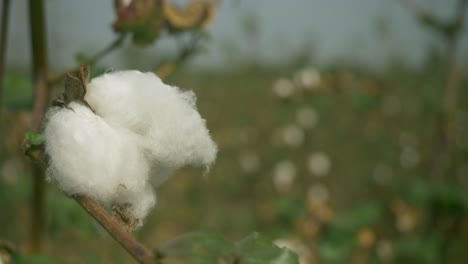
[27, 0, 49, 253]
[48, 34, 126, 85]
[74, 195, 158, 264]
[155, 32, 203, 79]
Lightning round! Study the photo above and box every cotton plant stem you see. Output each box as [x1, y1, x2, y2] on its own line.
[48, 34, 126, 85]
[399, 0, 468, 180]
[28, 0, 49, 253]
[0, 0, 11, 163]
[431, 0, 467, 181]
[0, 0, 10, 118]
[74, 195, 158, 264]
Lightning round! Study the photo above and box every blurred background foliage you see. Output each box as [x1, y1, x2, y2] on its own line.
[1, 0, 468, 263]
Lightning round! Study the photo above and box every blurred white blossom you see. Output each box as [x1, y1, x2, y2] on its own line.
[376, 240, 393, 260]
[400, 146, 420, 168]
[396, 213, 417, 233]
[307, 183, 329, 204]
[272, 78, 295, 99]
[239, 152, 260, 174]
[296, 107, 318, 129]
[294, 67, 321, 91]
[273, 160, 297, 193]
[282, 124, 305, 147]
[307, 152, 331, 177]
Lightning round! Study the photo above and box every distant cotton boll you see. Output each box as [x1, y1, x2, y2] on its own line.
[372, 163, 393, 186]
[307, 152, 331, 177]
[307, 183, 329, 204]
[85, 70, 218, 174]
[400, 146, 420, 168]
[376, 240, 393, 260]
[381, 95, 401, 117]
[296, 107, 318, 129]
[239, 152, 260, 174]
[273, 160, 297, 193]
[396, 213, 417, 233]
[294, 67, 321, 91]
[272, 78, 295, 99]
[44, 103, 153, 220]
[282, 124, 305, 147]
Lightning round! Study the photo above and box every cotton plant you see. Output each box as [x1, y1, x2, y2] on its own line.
[44, 65, 217, 231]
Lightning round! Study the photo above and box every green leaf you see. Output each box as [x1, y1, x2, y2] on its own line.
[236, 233, 298, 264]
[156, 231, 299, 264]
[25, 131, 45, 146]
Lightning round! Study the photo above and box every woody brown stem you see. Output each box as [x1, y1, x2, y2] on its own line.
[74, 195, 158, 264]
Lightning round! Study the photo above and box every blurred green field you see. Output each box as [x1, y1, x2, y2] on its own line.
[1, 60, 468, 263]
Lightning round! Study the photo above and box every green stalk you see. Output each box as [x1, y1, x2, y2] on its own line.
[28, 0, 49, 253]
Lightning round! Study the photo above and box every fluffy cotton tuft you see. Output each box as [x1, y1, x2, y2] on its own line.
[44, 70, 217, 226]
[85, 71, 217, 172]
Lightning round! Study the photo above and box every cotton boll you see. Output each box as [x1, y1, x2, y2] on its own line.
[44, 103, 153, 219]
[85, 70, 217, 173]
[281, 124, 304, 147]
[294, 67, 321, 91]
[272, 78, 295, 99]
[307, 152, 331, 177]
[296, 107, 318, 129]
[273, 160, 296, 193]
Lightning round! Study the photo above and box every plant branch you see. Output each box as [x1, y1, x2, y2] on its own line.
[0, 0, 11, 116]
[27, 0, 49, 253]
[74, 195, 158, 264]
[0, 0, 11, 164]
[155, 32, 202, 79]
[48, 34, 126, 85]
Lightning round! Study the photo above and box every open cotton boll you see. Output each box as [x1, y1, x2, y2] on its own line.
[85, 70, 217, 171]
[44, 102, 154, 219]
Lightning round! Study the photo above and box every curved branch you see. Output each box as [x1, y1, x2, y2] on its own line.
[48, 35, 126, 85]
[74, 195, 159, 264]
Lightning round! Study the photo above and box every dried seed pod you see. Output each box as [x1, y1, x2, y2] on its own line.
[163, 0, 216, 30]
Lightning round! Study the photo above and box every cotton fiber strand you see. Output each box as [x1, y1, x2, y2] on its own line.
[44, 71, 217, 227]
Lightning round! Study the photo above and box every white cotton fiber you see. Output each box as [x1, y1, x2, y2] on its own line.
[44, 103, 154, 220]
[85, 71, 217, 173]
[44, 70, 217, 227]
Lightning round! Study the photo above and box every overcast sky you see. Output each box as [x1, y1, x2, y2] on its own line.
[4, 0, 468, 72]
